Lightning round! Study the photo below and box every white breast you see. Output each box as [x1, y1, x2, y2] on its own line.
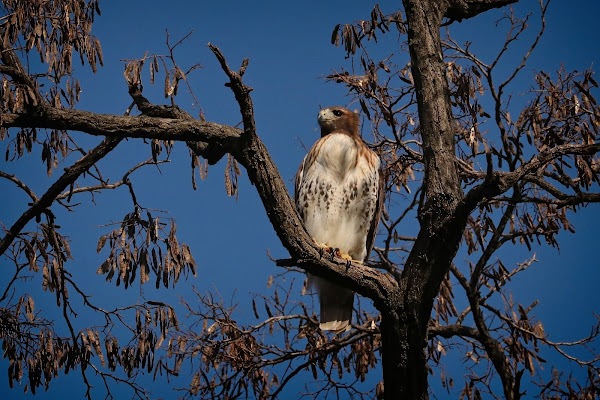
[297, 133, 380, 263]
[315, 133, 358, 180]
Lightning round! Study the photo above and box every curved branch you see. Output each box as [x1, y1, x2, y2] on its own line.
[0, 170, 38, 202]
[483, 303, 600, 366]
[495, 1, 548, 91]
[205, 45, 399, 310]
[55, 158, 168, 201]
[0, 45, 45, 106]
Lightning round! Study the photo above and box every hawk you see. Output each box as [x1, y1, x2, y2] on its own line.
[295, 106, 383, 332]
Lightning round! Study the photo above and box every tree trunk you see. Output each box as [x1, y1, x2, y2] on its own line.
[381, 311, 429, 399]
[380, 1, 468, 398]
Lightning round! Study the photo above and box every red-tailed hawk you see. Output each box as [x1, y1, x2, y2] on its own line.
[295, 106, 383, 332]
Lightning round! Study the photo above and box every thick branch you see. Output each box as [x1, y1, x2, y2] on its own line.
[126, 82, 227, 164]
[2, 52, 399, 310]
[1, 109, 242, 144]
[400, 0, 467, 306]
[445, 0, 519, 21]
[386, 1, 472, 398]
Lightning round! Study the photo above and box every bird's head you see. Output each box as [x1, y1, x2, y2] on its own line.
[318, 106, 360, 137]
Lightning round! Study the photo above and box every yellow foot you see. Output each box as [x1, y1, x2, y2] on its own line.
[312, 238, 331, 251]
[311, 239, 358, 263]
[334, 249, 353, 262]
[312, 238, 331, 259]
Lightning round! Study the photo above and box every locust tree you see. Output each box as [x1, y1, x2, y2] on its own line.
[1, 0, 599, 399]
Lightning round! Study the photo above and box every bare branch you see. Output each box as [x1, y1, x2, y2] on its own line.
[1, 109, 242, 143]
[463, 143, 600, 210]
[0, 136, 122, 257]
[0, 170, 38, 202]
[208, 43, 256, 136]
[451, 263, 520, 399]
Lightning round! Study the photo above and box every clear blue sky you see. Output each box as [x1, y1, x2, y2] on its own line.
[1, 1, 599, 399]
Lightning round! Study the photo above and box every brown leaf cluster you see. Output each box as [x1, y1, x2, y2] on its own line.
[1, 297, 179, 396]
[96, 208, 197, 289]
[1, 0, 101, 75]
[540, 367, 600, 400]
[0, 1, 102, 176]
[1, 298, 89, 394]
[331, 5, 405, 56]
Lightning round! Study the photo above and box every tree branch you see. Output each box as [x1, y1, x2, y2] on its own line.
[469, 190, 518, 289]
[0, 45, 45, 107]
[428, 323, 481, 340]
[54, 158, 168, 201]
[0, 136, 122, 257]
[463, 143, 600, 210]
[1, 109, 242, 143]
[451, 263, 519, 399]
[208, 44, 256, 136]
[445, 0, 519, 22]
[0, 170, 38, 202]
[1, 59, 398, 312]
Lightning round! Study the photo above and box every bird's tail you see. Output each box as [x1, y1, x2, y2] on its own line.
[308, 274, 354, 333]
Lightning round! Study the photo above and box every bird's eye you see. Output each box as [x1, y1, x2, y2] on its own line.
[332, 109, 343, 117]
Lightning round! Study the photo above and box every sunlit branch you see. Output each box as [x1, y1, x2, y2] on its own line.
[0, 109, 242, 143]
